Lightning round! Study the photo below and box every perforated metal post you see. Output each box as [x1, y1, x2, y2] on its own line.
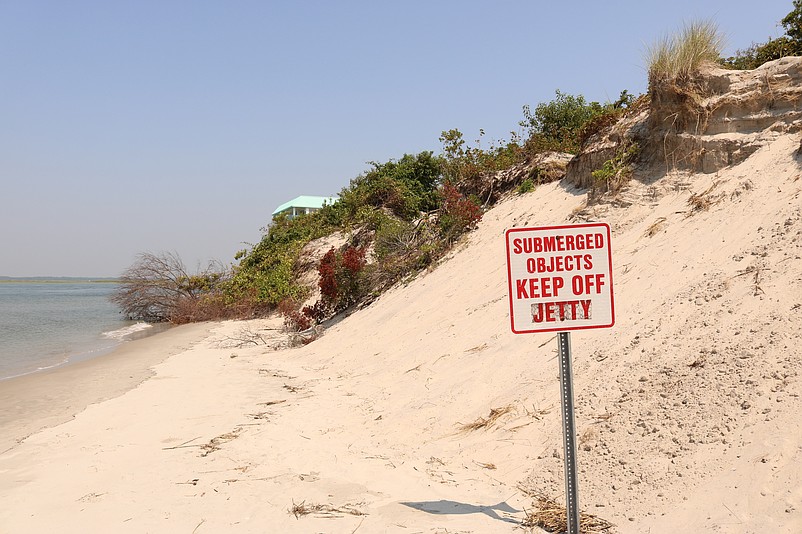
[557, 332, 580, 534]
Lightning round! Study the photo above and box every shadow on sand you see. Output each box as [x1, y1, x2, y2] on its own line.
[400, 499, 521, 524]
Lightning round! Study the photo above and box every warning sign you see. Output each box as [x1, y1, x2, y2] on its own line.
[506, 223, 615, 334]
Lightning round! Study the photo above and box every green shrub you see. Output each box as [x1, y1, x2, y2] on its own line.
[783, 0, 802, 43]
[439, 128, 525, 186]
[517, 178, 535, 194]
[520, 90, 610, 154]
[720, 37, 795, 70]
[591, 143, 639, 197]
[374, 216, 415, 260]
[338, 152, 442, 221]
[225, 208, 337, 308]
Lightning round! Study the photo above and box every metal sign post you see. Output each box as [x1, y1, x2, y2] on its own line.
[557, 332, 580, 534]
[505, 223, 616, 534]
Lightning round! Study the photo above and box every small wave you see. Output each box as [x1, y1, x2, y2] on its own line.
[102, 322, 153, 341]
[0, 356, 71, 381]
[36, 356, 70, 371]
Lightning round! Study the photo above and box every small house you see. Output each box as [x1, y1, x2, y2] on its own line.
[271, 195, 338, 220]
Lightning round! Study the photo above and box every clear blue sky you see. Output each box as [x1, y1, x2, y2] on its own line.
[0, 0, 791, 277]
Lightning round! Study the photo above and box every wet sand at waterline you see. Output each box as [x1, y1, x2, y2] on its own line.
[0, 322, 212, 454]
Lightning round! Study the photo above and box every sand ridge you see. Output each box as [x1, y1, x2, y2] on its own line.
[0, 136, 800, 532]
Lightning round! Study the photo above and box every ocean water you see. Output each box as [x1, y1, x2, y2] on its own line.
[0, 281, 156, 380]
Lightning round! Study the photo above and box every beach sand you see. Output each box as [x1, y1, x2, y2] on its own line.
[1, 136, 801, 533]
[0, 322, 213, 455]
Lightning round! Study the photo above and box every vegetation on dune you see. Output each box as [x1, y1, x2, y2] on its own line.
[113, 3, 802, 327]
[646, 20, 725, 87]
[520, 90, 629, 154]
[591, 142, 641, 198]
[113, 85, 623, 325]
[720, 0, 802, 69]
[111, 252, 230, 323]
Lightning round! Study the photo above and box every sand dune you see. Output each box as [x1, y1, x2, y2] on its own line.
[1, 136, 801, 532]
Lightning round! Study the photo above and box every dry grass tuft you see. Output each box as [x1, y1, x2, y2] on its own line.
[522, 495, 615, 533]
[579, 426, 599, 448]
[474, 461, 497, 470]
[647, 20, 724, 86]
[289, 500, 366, 518]
[459, 405, 514, 432]
[687, 181, 722, 215]
[644, 217, 667, 237]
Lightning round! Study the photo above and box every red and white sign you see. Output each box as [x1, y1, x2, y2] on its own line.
[506, 223, 615, 334]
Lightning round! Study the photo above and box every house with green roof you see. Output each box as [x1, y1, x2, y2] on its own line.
[271, 195, 338, 220]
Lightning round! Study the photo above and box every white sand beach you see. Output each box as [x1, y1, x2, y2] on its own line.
[1, 135, 801, 533]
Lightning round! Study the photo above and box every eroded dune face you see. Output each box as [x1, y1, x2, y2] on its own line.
[568, 56, 802, 190]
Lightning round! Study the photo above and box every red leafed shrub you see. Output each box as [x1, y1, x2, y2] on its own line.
[342, 245, 367, 275]
[302, 301, 329, 323]
[310, 244, 368, 320]
[278, 298, 311, 332]
[318, 248, 338, 301]
[338, 245, 367, 307]
[439, 182, 482, 242]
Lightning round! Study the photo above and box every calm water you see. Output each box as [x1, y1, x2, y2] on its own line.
[0, 281, 154, 380]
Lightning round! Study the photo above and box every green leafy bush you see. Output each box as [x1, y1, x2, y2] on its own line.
[338, 152, 442, 221]
[373, 216, 416, 260]
[517, 178, 535, 194]
[591, 143, 640, 197]
[520, 90, 609, 153]
[721, 37, 795, 70]
[439, 128, 525, 187]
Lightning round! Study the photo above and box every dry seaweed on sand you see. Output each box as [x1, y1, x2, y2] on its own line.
[521, 495, 615, 533]
[459, 405, 514, 432]
[199, 428, 242, 457]
[644, 217, 667, 237]
[289, 500, 366, 518]
[686, 181, 721, 215]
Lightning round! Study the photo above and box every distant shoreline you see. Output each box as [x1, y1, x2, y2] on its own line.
[0, 278, 119, 284]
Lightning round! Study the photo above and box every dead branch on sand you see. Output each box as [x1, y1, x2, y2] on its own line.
[214, 323, 276, 348]
[734, 264, 767, 296]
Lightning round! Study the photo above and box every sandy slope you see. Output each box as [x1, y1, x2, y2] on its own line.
[0, 135, 800, 533]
